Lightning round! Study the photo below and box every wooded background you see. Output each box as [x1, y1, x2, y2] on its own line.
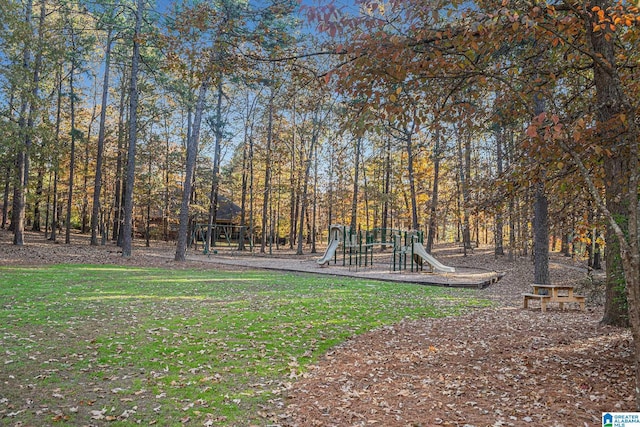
[1, 1, 639, 327]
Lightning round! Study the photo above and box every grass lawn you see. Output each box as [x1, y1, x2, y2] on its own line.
[0, 265, 491, 426]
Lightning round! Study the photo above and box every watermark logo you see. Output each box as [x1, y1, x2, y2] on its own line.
[604, 413, 614, 427]
[603, 412, 640, 427]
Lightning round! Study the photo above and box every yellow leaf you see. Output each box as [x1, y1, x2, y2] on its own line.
[389, 94, 397, 102]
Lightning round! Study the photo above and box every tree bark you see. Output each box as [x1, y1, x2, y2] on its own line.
[311, 143, 318, 254]
[532, 89, 549, 284]
[575, 0, 640, 407]
[65, 58, 77, 245]
[32, 167, 43, 231]
[296, 113, 321, 255]
[289, 104, 297, 250]
[426, 127, 441, 253]
[456, 128, 471, 254]
[1, 164, 10, 229]
[113, 68, 127, 243]
[205, 80, 224, 254]
[495, 127, 504, 256]
[349, 137, 361, 233]
[91, 28, 112, 245]
[49, 66, 63, 242]
[238, 92, 257, 251]
[12, 0, 35, 245]
[121, 0, 143, 257]
[586, 0, 633, 327]
[533, 180, 549, 285]
[260, 89, 274, 253]
[238, 133, 249, 251]
[81, 99, 97, 234]
[406, 125, 418, 230]
[382, 136, 391, 248]
[175, 81, 208, 261]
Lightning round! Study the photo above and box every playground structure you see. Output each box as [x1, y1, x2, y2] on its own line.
[317, 224, 456, 274]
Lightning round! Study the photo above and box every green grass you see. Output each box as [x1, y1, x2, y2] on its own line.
[0, 265, 491, 426]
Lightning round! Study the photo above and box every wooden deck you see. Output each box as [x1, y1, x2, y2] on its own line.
[183, 252, 504, 289]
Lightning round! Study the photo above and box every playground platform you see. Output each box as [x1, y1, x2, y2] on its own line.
[184, 250, 504, 289]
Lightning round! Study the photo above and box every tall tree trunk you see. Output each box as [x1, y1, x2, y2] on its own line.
[145, 149, 152, 247]
[91, 28, 112, 245]
[238, 134, 249, 251]
[311, 143, 318, 254]
[463, 131, 472, 249]
[65, 59, 77, 245]
[113, 68, 127, 243]
[289, 106, 297, 249]
[49, 66, 63, 242]
[587, 1, 632, 327]
[205, 80, 224, 253]
[495, 127, 504, 256]
[566, 2, 640, 408]
[456, 128, 471, 254]
[260, 90, 274, 253]
[2, 92, 14, 231]
[238, 94, 257, 251]
[1, 164, 10, 229]
[12, 0, 36, 245]
[426, 127, 441, 253]
[32, 167, 43, 231]
[406, 127, 419, 230]
[381, 136, 391, 249]
[248, 133, 255, 249]
[28, 0, 46, 234]
[327, 147, 334, 226]
[175, 81, 207, 261]
[81, 100, 97, 234]
[163, 116, 171, 241]
[531, 89, 549, 284]
[44, 169, 52, 238]
[121, 0, 143, 257]
[361, 148, 370, 230]
[349, 137, 361, 233]
[296, 125, 320, 255]
[533, 180, 549, 285]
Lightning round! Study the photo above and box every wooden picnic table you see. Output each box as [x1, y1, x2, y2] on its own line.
[523, 284, 585, 312]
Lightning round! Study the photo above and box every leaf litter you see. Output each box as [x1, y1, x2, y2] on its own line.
[0, 230, 633, 426]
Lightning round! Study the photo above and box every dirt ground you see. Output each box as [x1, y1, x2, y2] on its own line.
[0, 229, 634, 427]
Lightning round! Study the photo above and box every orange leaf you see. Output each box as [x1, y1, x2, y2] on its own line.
[526, 125, 538, 138]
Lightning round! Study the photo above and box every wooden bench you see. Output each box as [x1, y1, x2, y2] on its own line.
[523, 293, 552, 312]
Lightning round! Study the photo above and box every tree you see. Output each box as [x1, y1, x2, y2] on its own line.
[120, 0, 144, 257]
[90, 10, 116, 245]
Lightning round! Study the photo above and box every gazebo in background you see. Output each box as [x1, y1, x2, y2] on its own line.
[191, 196, 247, 251]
